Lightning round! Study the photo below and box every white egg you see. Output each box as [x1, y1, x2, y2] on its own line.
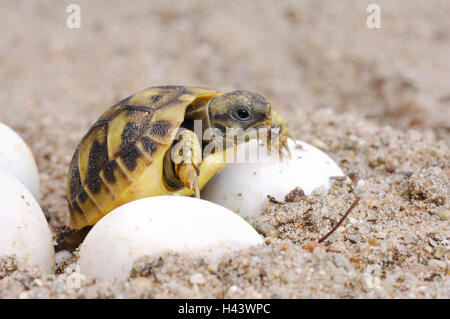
[0, 170, 54, 273]
[201, 139, 345, 218]
[0, 122, 40, 198]
[79, 196, 263, 280]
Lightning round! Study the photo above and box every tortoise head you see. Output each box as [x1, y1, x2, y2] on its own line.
[204, 90, 293, 157]
[206, 90, 272, 143]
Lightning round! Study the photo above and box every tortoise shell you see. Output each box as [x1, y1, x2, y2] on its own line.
[67, 85, 224, 230]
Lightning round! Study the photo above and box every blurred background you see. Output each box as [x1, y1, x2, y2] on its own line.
[0, 1, 448, 224]
[1, 0, 449, 135]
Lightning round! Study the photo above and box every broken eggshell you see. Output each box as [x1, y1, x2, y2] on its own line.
[201, 139, 345, 218]
[79, 196, 263, 280]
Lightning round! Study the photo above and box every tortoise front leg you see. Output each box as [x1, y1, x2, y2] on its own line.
[170, 128, 202, 198]
[55, 226, 92, 252]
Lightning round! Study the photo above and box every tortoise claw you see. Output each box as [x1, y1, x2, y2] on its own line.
[278, 139, 292, 160]
[287, 133, 297, 146]
[189, 170, 201, 198]
[282, 141, 292, 159]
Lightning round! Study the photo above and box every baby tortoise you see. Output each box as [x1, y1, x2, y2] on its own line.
[57, 85, 291, 251]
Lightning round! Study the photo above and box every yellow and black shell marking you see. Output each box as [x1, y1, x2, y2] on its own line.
[67, 86, 220, 230]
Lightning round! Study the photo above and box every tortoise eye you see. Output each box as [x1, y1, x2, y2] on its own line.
[231, 108, 252, 121]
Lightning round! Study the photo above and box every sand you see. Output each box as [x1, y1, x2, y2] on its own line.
[0, 0, 448, 298]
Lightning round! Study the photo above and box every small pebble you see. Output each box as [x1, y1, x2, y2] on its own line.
[404, 171, 413, 178]
[374, 232, 386, 239]
[227, 285, 242, 296]
[284, 187, 306, 202]
[433, 246, 448, 259]
[33, 279, 43, 287]
[18, 291, 29, 299]
[272, 269, 282, 278]
[327, 241, 346, 253]
[207, 262, 219, 274]
[364, 274, 383, 290]
[332, 254, 351, 270]
[190, 273, 206, 285]
[66, 271, 87, 289]
[55, 250, 73, 265]
[130, 277, 152, 296]
[432, 209, 449, 221]
[253, 222, 275, 235]
[267, 230, 279, 238]
[432, 196, 446, 206]
[311, 138, 329, 151]
[385, 165, 396, 173]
